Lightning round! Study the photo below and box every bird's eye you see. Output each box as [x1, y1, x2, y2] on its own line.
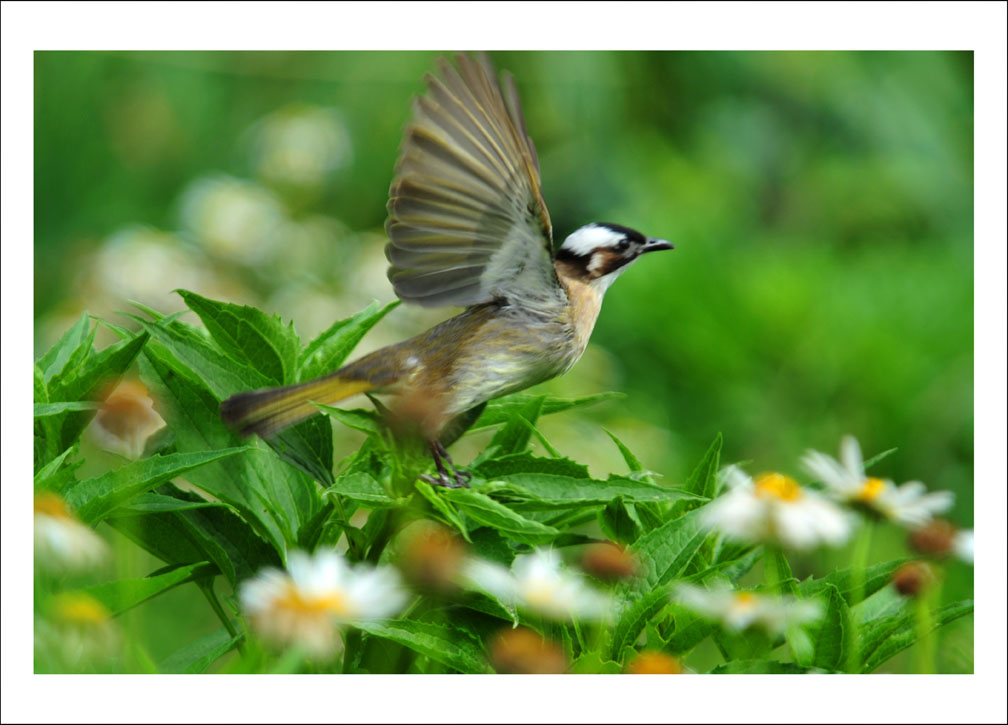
[617, 239, 631, 251]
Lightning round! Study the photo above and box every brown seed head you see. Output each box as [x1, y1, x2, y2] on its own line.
[489, 627, 567, 674]
[908, 519, 958, 557]
[580, 542, 639, 581]
[396, 522, 465, 594]
[892, 561, 936, 598]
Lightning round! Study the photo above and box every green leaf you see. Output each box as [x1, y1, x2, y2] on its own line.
[598, 496, 643, 545]
[35, 330, 148, 471]
[37, 311, 91, 381]
[266, 415, 335, 487]
[799, 558, 912, 607]
[111, 492, 226, 514]
[609, 587, 670, 661]
[475, 455, 700, 508]
[316, 404, 381, 435]
[664, 603, 717, 654]
[684, 432, 722, 500]
[158, 627, 242, 674]
[604, 429, 644, 473]
[630, 507, 709, 589]
[178, 289, 300, 385]
[470, 392, 622, 430]
[33, 445, 80, 492]
[64, 448, 244, 524]
[485, 396, 544, 456]
[569, 652, 621, 674]
[356, 619, 492, 674]
[863, 447, 898, 471]
[139, 342, 321, 556]
[297, 300, 400, 382]
[710, 660, 819, 674]
[85, 562, 217, 615]
[445, 488, 559, 545]
[414, 480, 470, 542]
[860, 599, 973, 673]
[325, 471, 407, 508]
[809, 583, 849, 671]
[34, 401, 99, 417]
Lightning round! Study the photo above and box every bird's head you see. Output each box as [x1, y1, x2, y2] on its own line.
[556, 223, 674, 292]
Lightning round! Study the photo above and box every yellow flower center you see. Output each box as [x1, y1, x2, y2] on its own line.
[523, 582, 560, 608]
[34, 492, 73, 519]
[277, 585, 353, 618]
[856, 477, 886, 503]
[753, 472, 803, 502]
[733, 592, 758, 609]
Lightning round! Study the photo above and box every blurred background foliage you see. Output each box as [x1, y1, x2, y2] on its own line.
[34, 51, 973, 670]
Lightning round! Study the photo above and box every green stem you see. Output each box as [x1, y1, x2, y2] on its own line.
[913, 576, 940, 674]
[342, 628, 362, 674]
[763, 544, 784, 594]
[198, 580, 244, 653]
[846, 521, 873, 673]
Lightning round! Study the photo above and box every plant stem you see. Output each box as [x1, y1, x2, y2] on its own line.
[198, 580, 244, 654]
[913, 577, 940, 674]
[342, 628, 362, 674]
[845, 521, 873, 673]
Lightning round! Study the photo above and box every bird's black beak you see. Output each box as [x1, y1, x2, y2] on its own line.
[641, 237, 674, 253]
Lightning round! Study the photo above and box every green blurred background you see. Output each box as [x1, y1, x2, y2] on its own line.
[34, 51, 973, 671]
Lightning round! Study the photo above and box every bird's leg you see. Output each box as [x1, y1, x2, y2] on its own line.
[419, 439, 471, 489]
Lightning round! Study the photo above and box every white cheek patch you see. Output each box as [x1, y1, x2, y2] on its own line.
[590, 262, 632, 294]
[561, 224, 625, 256]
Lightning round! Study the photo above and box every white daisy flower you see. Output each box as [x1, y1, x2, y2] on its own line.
[701, 466, 853, 550]
[953, 529, 974, 564]
[802, 435, 953, 528]
[34, 492, 110, 573]
[674, 583, 821, 636]
[240, 549, 408, 659]
[461, 549, 612, 621]
[35, 592, 120, 670]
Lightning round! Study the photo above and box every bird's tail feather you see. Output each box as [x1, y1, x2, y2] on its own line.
[220, 375, 375, 438]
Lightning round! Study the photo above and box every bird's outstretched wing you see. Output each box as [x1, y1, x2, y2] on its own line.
[385, 53, 564, 310]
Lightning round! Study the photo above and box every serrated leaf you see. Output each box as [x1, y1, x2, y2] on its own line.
[470, 392, 622, 430]
[599, 496, 643, 545]
[111, 492, 226, 515]
[178, 289, 300, 385]
[64, 448, 244, 524]
[266, 415, 335, 487]
[37, 312, 91, 381]
[809, 583, 848, 671]
[325, 471, 407, 508]
[631, 508, 709, 589]
[297, 300, 400, 382]
[414, 480, 470, 542]
[445, 488, 558, 545]
[799, 558, 912, 607]
[569, 652, 621, 674]
[610, 587, 670, 661]
[34, 401, 99, 417]
[685, 433, 722, 500]
[664, 603, 717, 653]
[860, 599, 973, 673]
[159, 627, 242, 674]
[316, 404, 381, 435]
[33, 445, 79, 491]
[357, 619, 492, 674]
[85, 562, 216, 615]
[604, 429, 644, 473]
[485, 396, 544, 457]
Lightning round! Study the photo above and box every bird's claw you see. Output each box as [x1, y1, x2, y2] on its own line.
[419, 472, 470, 489]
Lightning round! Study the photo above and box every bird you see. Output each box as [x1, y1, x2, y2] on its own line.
[221, 53, 674, 488]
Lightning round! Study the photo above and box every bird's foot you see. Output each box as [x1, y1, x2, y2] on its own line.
[422, 440, 472, 489]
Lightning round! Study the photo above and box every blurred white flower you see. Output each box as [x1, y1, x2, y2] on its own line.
[802, 435, 953, 528]
[953, 529, 974, 564]
[701, 466, 853, 550]
[34, 492, 109, 573]
[179, 176, 285, 263]
[461, 549, 612, 621]
[674, 583, 821, 636]
[86, 226, 212, 312]
[249, 105, 353, 189]
[239, 549, 408, 659]
[88, 379, 165, 459]
[35, 592, 120, 670]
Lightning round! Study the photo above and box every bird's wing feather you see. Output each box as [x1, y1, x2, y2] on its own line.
[385, 54, 563, 310]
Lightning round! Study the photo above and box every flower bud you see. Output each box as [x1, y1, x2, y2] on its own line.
[396, 522, 465, 594]
[908, 519, 957, 557]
